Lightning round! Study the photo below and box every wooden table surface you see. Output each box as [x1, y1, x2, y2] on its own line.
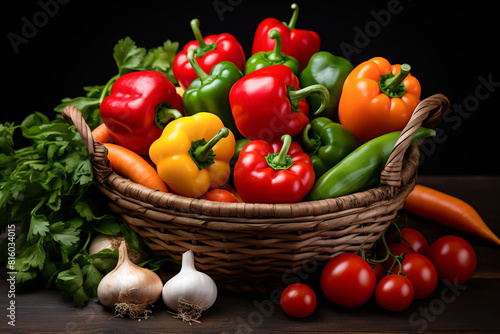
[1, 175, 499, 334]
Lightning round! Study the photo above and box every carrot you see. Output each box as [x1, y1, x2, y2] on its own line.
[404, 184, 500, 246]
[91, 123, 112, 143]
[103, 143, 168, 193]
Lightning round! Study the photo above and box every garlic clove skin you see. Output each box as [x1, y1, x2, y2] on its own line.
[162, 250, 218, 316]
[89, 234, 122, 254]
[89, 234, 146, 264]
[97, 240, 163, 318]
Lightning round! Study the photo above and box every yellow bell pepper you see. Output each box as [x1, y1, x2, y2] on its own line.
[149, 112, 235, 198]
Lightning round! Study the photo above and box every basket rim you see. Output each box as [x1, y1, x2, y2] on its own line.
[92, 130, 420, 220]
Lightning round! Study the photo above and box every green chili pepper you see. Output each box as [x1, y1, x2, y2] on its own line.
[244, 29, 300, 76]
[183, 48, 244, 139]
[299, 51, 354, 121]
[305, 127, 436, 201]
[300, 117, 360, 179]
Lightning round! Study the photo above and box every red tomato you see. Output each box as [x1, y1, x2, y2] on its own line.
[388, 228, 429, 255]
[280, 283, 317, 318]
[221, 184, 244, 202]
[321, 253, 376, 308]
[375, 274, 414, 312]
[201, 188, 239, 203]
[427, 235, 476, 285]
[391, 253, 438, 299]
[378, 243, 415, 270]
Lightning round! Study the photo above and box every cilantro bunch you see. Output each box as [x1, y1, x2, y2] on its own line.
[0, 36, 179, 305]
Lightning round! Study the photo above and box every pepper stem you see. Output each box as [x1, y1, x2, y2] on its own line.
[192, 128, 229, 163]
[287, 3, 299, 30]
[379, 64, 411, 98]
[267, 29, 284, 62]
[155, 102, 183, 130]
[187, 49, 210, 84]
[265, 135, 295, 171]
[274, 135, 292, 165]
[386, 64, 411, 90]
[190, 19, 216, 57]
[288, 84, 330, 115]
[190, 19, 206, 48]
[300, 124, 318, 153]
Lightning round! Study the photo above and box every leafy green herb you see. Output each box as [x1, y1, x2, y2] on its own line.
[0, 35, 179, 306]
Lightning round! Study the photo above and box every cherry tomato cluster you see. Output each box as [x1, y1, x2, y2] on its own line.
[279, 226, 477, 318]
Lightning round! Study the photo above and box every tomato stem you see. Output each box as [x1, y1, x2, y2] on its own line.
[367, 233, 391, 264]
[391, 218, 403, 243]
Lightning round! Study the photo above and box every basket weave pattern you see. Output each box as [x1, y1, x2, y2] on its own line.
[63, 94, 449, 293]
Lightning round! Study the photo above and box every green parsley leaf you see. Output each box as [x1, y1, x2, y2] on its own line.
[82, 262, 103, 300]
[18, 238, 46, 270]
[141, 39, 179, 84]
[56, 263, 88, 305]
[88, 248, 119, 273]
[0, 122, 16, 155]
[49, 221, 80, 247]
[28, 213, 50, 239]
[114, 36, 147, 74]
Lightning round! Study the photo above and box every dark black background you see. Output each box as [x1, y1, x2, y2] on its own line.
[5, 0, 499, 175]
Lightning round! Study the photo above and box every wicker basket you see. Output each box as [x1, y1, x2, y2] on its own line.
[62, 94, 449, 293]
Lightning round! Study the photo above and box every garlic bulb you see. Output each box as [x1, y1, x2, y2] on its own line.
[89, 234, 146, 264]
[162, 250, 218, 323]
[97, 240, 163, 319]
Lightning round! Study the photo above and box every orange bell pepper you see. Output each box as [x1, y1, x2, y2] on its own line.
[338, 57, 421, 143]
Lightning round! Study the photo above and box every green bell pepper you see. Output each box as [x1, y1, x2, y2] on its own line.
[232, 138, 251, 162]
[299, 51, 354, 121]
[244, 29, 300, 76]
[183, 48, 244, 139]
[300, 117, 360, 179]
[305, 127, 436, 201]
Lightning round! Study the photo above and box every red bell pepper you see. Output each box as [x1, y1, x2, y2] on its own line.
[234, 134, 315, 203]
[99, 70, 184, 155]
[173, 18, 246, 90]
[251, 3, 320, 70]
[229, 64, 329, 141]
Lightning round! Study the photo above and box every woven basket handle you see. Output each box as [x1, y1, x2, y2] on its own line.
[380, 93, 450, 187]
[62, 105, 112, 183]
